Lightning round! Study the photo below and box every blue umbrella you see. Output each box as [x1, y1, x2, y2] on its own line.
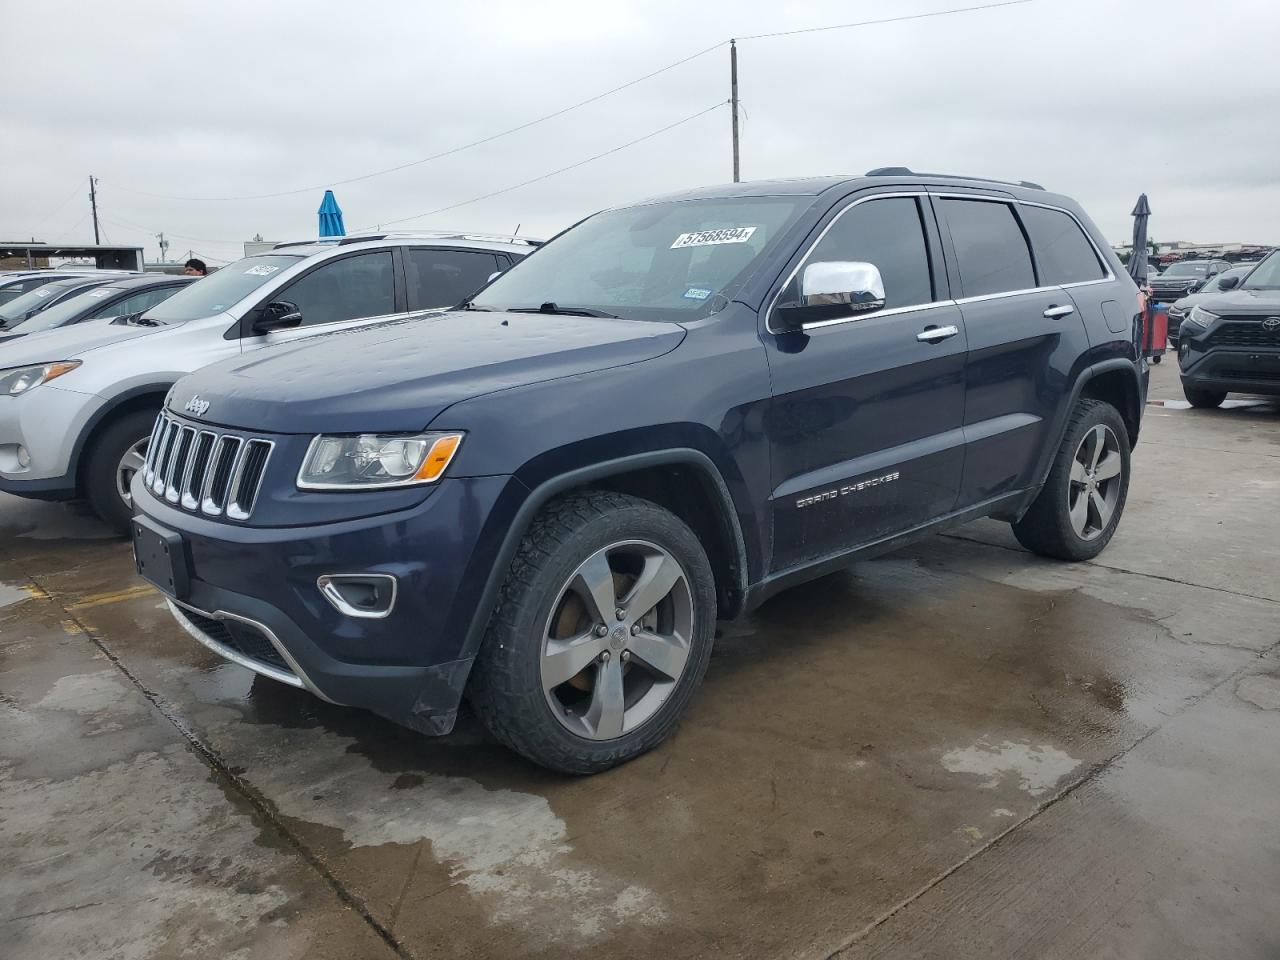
[317, 190, 345, 237]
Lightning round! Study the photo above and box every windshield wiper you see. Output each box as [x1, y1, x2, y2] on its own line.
[506, 302, 618, 319]
[457, 300, 498, 311]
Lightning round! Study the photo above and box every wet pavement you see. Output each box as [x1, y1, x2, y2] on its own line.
[3, 361, 1278, 959]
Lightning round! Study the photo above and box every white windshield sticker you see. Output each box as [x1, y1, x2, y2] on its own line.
[245, 264, 280, 277]
[33, 289, 51, 297]
[85, 289, 111, 298]
[670, 226, 758, 249]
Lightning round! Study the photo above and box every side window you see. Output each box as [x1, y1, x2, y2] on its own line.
[940, 199, 1036, 297]
[278, 252, 395, 327]
[1019, 205, 1106, 285]
[88, 287, 174, 319]
[781, 197, 934, 310]
[405, 249, 500, 309]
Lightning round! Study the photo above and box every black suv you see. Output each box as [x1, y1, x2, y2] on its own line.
[1176, 249, 1280, 407]
[132, 170, 1146, 773]
[1149, 258, 1232, 304]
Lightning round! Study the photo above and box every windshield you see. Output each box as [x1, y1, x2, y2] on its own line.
[142, 255, 301, 322]
[1163, 261, 1210, 277]
[0, 279, 98, 325]
[471, 197, 809, 321]
[3, 285, 116, 334]
[1241, 251, 1280, 290]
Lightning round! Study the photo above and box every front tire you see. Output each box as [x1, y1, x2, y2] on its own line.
[1183, 384, 1226, 409]
[1011, 399, 1131, 561]
[83, 409, 158, 535]
[469, 491, 716, 774]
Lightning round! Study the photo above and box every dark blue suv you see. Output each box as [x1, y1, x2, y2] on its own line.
[132, 170, 1147, 773]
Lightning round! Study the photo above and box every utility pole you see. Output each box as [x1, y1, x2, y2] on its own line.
[730, 40, 740, 183]
[155, 232, 170, 263]
[88, 175, 100, 244]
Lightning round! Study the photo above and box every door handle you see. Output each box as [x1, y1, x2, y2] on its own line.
[1043, 304, 1075, 319]
[917, 324, 960, 343]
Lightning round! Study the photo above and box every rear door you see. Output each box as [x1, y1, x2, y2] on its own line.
[934, 194, 1092, 508]
[763, 191, 966, 571]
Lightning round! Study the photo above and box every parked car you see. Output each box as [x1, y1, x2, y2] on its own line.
[1149, 259, 1232, 303]
[0, 275, 136, 329]
[0, 233, 536, 530]
[0, 274, 195, 343]
[1166, 264, 1253, 348]
[131, 170, 1146, 774]
[0, 270, 133, 307]
[1176, 248, 1280, 407]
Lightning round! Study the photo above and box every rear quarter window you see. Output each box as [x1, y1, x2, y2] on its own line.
[1019, 205, 1107, 285]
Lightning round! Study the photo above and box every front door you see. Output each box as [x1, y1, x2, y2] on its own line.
[243, 249, 403, 352]
[762, 193, 966, 572]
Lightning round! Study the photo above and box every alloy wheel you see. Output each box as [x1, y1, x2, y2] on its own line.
[115, 437, 149, 507]
[1068, 424, 1122, 540]
[540, 539, 694, 740]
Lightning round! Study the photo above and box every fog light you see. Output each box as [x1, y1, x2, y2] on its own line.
[317, 574, 398, 619]
[16, 445, 30, 469]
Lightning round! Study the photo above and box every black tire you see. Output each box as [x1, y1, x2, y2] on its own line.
[468, 491, 716, 774]
[1011, 399, 1131, 561]
[1183, 383, 1227, 409]
[83, 409, 159, 535]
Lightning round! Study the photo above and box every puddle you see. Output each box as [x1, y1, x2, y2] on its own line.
[228, 721, 667, 941]
[1236, 675, 1280, 711]
[1149, 398, 1272, 411]
[0, 581, 32, 608]
[12, 504, 114, 541]
[940, 738, 1082, 796]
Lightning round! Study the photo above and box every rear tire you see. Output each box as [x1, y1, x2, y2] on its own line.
[1183, 384, 1226, 409]
[1011, 399, 1130, 561]
[83, 409, 158, 535]
[469, 491, 716, 774]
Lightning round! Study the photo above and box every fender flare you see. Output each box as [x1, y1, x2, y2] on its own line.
[457, 448, 750, 664]
[1024, 358, 1144, 509]
[69, 382, 174, 484]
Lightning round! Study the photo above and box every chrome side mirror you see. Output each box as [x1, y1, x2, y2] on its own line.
[775, 261, 886, 331]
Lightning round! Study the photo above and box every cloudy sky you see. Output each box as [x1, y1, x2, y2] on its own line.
[3, 0, 1276, 265]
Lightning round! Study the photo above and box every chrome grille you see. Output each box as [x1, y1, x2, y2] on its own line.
[143, 414, 274, 521]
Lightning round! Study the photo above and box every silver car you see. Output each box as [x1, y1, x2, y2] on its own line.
[0, 232, 538, 531]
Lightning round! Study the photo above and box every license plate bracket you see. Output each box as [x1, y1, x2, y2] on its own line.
[132, 515, 190, 600]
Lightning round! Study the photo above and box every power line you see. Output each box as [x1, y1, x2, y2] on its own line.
[736, 0, 1034, 40]
[105, 40, 729, 203]
[356, 101, 727, 231]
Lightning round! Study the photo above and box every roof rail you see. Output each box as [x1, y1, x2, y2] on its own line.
[271, 238, 342, 250]
[865, 167, 1045, 191]
[337, 230, 543, 247]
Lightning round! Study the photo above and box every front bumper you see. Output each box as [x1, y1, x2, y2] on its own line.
[0, 384, 95, 499]
[133, 472, 527, 735]
[1178, 329, 1280, 397]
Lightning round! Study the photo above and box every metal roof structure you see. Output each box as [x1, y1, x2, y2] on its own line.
[0, 242, 144, 272]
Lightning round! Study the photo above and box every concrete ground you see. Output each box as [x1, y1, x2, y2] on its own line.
[2, 360, 1278, 960]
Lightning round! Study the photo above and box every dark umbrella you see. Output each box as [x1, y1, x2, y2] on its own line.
[1128, 194, 1151, 284]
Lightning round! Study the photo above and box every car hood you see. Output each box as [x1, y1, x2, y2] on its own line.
[168, 310, 687, 433]
[1194, 288, 1280, 315]
[0, 317, 163, 362]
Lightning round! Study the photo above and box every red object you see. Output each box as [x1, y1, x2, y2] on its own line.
[1143, 303, 1168, 358]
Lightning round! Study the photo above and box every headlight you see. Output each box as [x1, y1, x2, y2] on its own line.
[297, 432, 464, 490]
[1185, 306, 1219, 329]
[0, 361, 81, 397]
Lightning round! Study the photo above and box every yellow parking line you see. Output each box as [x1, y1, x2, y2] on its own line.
[23, 583, 50, 601]
[66, 584, 158, 610]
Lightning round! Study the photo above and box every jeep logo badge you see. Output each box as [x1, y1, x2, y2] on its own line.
[1263, 317, 1280, 333]
[184, 395, 211, 416]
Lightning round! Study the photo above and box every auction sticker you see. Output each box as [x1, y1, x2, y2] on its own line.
[670, 226, 757, 249]
[245, 264, 280, 277]
[86, 289, 111, 298]
[683, 287, 713, 300]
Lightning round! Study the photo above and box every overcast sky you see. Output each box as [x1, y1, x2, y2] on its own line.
[3, 0, 1276, 265]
